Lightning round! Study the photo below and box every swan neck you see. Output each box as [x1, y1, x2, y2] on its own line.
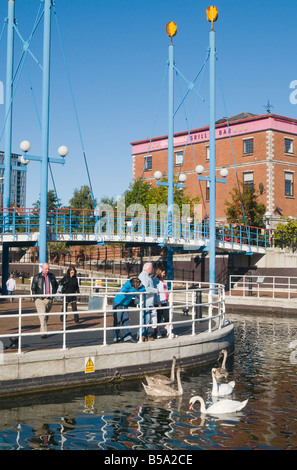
[222, 351, 227, 368]
[176, 370, 183, 394]
[170, 359, 176, 381]
[198, 397, 206, 413]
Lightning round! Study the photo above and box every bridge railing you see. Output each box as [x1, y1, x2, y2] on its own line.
[0, 281, 226, 354]
[229, 274, 297, 299]
[0, 206, 270, 249]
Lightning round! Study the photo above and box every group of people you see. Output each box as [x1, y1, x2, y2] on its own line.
[31, 263, 79, 338]
[112, 262, 176, 343]
[27, 261, 173, 342]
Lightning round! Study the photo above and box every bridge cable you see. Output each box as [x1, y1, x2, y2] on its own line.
[217, 60, 251, 251]
[53, 5, 97, 211]
[173, 53, 209, 219]
[129, 62, 169, 221]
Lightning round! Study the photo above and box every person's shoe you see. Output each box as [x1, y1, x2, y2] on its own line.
[157, 333, 162, 339]
[74, 315, 79, 323]
[167, 333, 178, 339]
[147, 336, 155, 341]
[124, 337, 136, 343]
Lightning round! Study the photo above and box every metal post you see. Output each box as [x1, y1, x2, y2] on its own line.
[39, 0, 52, 266]
[167, 42, 174, 281]
[208, 28, 216, 285]
[2, 0, 15, 295]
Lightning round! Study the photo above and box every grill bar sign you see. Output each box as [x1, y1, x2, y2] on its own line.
[85, 356, 95, 373]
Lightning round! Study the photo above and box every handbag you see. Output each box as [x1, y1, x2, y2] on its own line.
[56, 282, 64, 301]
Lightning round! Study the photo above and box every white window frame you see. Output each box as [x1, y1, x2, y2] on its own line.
[175, 150, 183, 166]
[243, 137, 254, 155]
[285, 137, 294, 155]
[285, 171, 294, 197]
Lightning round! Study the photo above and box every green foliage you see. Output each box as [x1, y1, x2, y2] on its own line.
[33, 189, 61, 210]
[48, 242, 69, 263]
[225, 182, 266, 228]
[68, 185, 96, 210]
[273, 217, 297, 248]
[122, 178, 200, 217]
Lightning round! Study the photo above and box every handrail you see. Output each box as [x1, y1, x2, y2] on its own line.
[229, 274, 297, 299]
[0, 206, 270, 251]
[0, 281, 226, 354]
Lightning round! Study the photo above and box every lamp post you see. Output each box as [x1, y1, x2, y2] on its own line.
[19, 140, 68, 267]
[153, 22, 187, 281]
[1, 0, 15, 295]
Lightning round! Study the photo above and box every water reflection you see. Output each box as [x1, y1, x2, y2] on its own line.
[0, 313, 297, 450]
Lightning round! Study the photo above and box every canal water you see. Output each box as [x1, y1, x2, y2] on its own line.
[0, 312, 297, 451]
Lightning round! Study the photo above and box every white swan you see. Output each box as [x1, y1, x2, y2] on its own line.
[142, 368, 183, 397]
[211, 368, 235, 396]
[189, 395, 248, 415]
[145, 356, 176, 386]
[215, 349, 229, 380]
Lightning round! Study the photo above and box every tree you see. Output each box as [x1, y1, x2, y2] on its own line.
[33, 189, 61, 210]
[68, 185, 97, 210]
[224, 182, 266, 228]
[48, 242, 69, 263]
[273, 217, 297, 248]
[122, 178, 200, 217]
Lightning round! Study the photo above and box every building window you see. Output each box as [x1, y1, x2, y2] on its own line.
[206, 180, 210, 202]
[285, 171, 294, 196]
[144, 155, 152, 170]
[206, 146, 209, 160]
[175, 150, 183, 165]
[243, 138, 254, 154]
[243, 172, 254, 190]
[285, 138, 294, 154]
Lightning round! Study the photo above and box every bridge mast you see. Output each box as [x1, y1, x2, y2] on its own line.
[2, 0, 15, 295]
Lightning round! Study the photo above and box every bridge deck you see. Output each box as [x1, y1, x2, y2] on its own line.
[0, 207, 269, 253]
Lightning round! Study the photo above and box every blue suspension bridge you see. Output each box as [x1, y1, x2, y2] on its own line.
[0, 2, 270, 296]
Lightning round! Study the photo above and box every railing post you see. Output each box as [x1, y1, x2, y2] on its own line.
[138, 293, 143, 343]
[62, 295, 66, 350]
[18, 297, 22, 354]
[191, 290, 195, 335]
[208, 286, 213, 332]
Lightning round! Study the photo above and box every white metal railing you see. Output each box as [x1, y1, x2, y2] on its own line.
[229, 275, 297, 299]
[1, 280, 226, 354]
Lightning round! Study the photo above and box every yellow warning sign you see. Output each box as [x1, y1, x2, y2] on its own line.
[84, 395, 95, 412]
[85, 357, 95, 374]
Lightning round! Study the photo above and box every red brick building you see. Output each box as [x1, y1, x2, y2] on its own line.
[131, 112, 297, 228]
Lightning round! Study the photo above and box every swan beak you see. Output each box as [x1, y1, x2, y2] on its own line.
[189, 404, 193, 410]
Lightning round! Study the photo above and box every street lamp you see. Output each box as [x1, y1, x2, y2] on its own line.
[19, 140, 69, 266]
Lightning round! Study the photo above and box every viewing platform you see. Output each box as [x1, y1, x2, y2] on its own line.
[0, 279, 234, 397]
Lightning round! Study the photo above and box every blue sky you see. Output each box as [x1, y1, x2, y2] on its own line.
[0, 0, 296, 207]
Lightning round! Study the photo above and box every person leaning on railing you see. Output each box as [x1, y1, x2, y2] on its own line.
[112, 277, 145, 343]
[31, 263, 58, 338]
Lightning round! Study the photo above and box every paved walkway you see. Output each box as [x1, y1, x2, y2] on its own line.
[0, 297, 197, 354]
[0, 298, 116, 353]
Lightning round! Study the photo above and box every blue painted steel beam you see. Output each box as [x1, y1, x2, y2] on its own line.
[39, 0, 52, 266]
[208, 29, 216, 286]
[2, 0, 15, 296]
[166, 41, 175, 281]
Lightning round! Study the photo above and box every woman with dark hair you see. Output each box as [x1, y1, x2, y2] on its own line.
[59, 266, 80, 323]
[153, 267, 177, 338]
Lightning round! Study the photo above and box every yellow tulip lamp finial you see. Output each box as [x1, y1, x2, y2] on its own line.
[206, 6, 218, 30]
[166, 22, 177, 44]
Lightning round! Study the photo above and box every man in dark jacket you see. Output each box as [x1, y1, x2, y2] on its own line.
[31, 263, 58, 337]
